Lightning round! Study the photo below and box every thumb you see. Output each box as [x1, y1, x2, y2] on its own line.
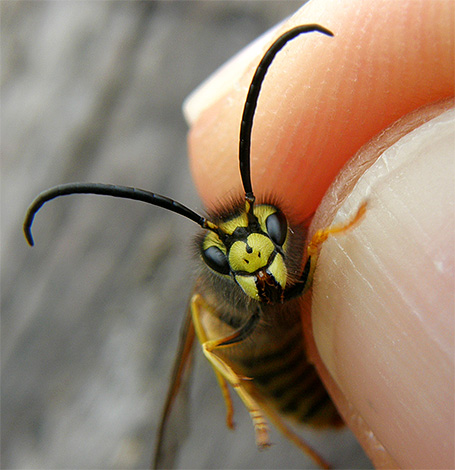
[307, 101, 454, 470]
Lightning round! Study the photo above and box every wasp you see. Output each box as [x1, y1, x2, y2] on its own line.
[24, 25, 366, 469]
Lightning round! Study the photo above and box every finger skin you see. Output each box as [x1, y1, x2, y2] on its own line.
[306, 101, 454, 469]
[187, 0, 454, 467]
[188, 0, 453, 221]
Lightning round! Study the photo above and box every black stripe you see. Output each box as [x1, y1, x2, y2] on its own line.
[239, 327, 302, 371]
[264, 360, 316, 400]
[298, 387, 332, 422]
[251, 346, 308, 389]
[273, 367, 322, 408]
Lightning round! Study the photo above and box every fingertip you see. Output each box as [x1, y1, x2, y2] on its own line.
[311, 102, 455, 469]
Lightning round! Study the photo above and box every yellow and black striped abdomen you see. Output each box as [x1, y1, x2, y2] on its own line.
[233, 312, 340, 427]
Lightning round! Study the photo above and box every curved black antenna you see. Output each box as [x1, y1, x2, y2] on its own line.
[239, 24, 334, 200]
[23, 182, 216, 247]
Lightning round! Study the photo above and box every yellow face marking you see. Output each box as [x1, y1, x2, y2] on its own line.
[267, 253, 287, 289]
[214, 204, 281, 236]
[234, 275, 260, 301]
[218, 212, 248, 235]
[252, 205, 276, 234]
[229, 233, 274, 274]
[202, 232, 226, 257]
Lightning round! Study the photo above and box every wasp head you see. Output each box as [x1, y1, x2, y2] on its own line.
[200, 200, 292, 304]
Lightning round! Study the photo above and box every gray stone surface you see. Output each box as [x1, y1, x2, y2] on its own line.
[2, 2, 372, 468]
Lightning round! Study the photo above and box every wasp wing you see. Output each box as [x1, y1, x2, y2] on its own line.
[153, 304, 196, 469]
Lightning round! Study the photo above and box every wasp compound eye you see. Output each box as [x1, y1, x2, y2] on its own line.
[202, 246, 230, 275]
[266, 210, 287, 247]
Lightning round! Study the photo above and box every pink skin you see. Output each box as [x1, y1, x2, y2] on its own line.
[186, 1, 454, 468]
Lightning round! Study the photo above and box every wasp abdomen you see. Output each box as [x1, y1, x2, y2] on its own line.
[235, 319, 340, 427]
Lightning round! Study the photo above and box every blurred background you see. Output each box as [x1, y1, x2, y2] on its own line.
[2, 2, 372, 468]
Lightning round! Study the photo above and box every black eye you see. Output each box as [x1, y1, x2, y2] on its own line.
[202, 246, 230, 275]
[266, 210, 287, 246]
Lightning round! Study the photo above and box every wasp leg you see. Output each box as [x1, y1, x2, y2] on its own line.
[285, 202, 367, 301]
[191, 294, 271, 449]
[190, 294, 235, 429]
[306, 201, 367, 284]
[307, 201, 367, 260]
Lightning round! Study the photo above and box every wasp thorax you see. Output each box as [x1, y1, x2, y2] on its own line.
[201, 204, 289, 303]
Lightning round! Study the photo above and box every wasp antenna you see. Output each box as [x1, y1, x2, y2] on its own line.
[23, 182, 209, 247]
[239, 24, 334, 198]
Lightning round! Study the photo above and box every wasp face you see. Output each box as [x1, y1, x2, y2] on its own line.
[200, 203, 289, 303]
